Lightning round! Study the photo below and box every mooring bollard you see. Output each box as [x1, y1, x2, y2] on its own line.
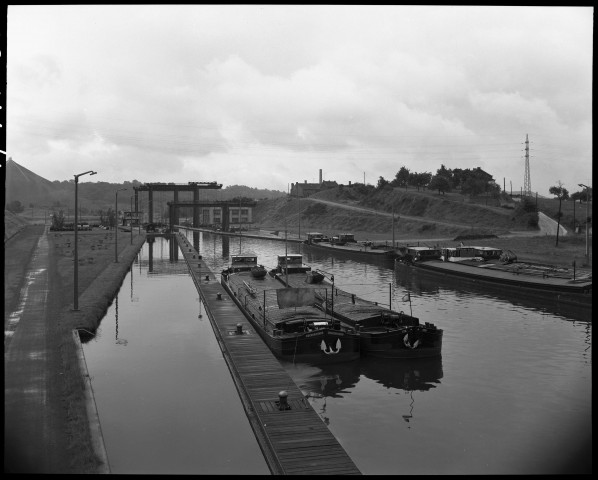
[236, 323, 243, 334]
[205, 275, 209, 281]
[217, 293, 222, 300]
[278, 390, 289, 410]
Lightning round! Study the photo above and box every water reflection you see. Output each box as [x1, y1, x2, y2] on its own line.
[282, 360, 361, 399]
[395, 262, 591, 322]
[114, 294, 128, 346]
[360, 356, 443, 391]
[284, 356, 442, 396]
[280, 354, 443, 431]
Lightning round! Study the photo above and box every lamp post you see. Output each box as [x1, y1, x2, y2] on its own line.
[115, 188, 127, 262]
[74, 170, 97, 310]
[130, 196, 134, 245]
[578, 183, 591, 261]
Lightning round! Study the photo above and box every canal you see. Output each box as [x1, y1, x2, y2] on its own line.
[83, 232, 592, 474]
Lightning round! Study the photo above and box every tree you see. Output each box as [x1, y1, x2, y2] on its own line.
[408, 172, 431, 191]
[429, 175, 451, 195]
[549, 181, 569, 247]
[436, 164, 453, 183]
[106, 208, 116, 228]
[52, 210, 65, 230]
[6, 200, 24, 213]
[461, 177, 486, 196]
[451, 168, 467, 189]
[393, 166, 410, 188]
[376, 176, 389, 189]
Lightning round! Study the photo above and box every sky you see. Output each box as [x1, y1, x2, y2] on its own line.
[5, 5, 593, 195]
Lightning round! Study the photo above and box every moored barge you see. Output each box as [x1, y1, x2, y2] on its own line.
[221, 255, 361, 364]
[272, 254, 443, 359]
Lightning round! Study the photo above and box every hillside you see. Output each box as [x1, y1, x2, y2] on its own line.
[252, 186, 539, 242]
[4, 158, 286, 214]
[5, 158, 590, 243]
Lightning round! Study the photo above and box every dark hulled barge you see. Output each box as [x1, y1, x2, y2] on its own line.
[272, 254, 443, 359]
[221, 255, 360, 364]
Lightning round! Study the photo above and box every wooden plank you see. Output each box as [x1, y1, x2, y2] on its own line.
[175, 233, 361, 475]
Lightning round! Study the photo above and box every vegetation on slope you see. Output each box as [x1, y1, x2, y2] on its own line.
[253, 185, 539, 241]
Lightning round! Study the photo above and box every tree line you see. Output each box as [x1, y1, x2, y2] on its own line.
[374, 164, 592, 202]
[375, 164, 502, 196]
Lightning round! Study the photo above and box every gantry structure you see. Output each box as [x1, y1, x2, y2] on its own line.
[133, 182, 222, 226]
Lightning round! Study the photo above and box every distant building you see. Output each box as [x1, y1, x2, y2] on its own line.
[290, 168, 339, 197]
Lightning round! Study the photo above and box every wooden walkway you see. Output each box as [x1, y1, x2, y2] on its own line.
[174, 232, 361, 475]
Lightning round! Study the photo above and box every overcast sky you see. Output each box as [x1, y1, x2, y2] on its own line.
[6, 5, 593, 195]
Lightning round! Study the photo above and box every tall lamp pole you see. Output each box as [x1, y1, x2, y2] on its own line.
[578, 183, 591, 261]
[115, 188, 127, 262]
[74, 170, 97, 310]
[130, 196, 134, 245]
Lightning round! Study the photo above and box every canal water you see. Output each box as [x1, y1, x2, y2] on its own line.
[81, 237, 270, 474]
[83, 232, 592, 474]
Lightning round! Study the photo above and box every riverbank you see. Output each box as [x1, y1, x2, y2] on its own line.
[207, 225, 592, 271]
[4, 226, 145, 473]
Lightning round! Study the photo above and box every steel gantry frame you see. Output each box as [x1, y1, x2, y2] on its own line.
[133, 182, 223, 226]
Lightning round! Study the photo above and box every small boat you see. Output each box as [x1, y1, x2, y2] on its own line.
[305, 232, 328, 244]
[273, 255, 443, 359]
[306, 270, 325, 284]
[251, 264, 268, 278]
[221, 256, 360, 364]
[303, 237, 398, 264]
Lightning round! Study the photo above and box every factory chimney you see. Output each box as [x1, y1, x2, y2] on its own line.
[319, 169, 322, 185]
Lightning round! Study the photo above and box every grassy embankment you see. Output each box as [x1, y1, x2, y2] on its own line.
[252, 187, 592, 270]
[51, 228, 146, 472]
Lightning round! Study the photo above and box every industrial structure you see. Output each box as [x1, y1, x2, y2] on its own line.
[523, 134, 532, 197]
[166, 199, 256, 232]
[290, 168, 338, 198]
[131, 182, 256, 232]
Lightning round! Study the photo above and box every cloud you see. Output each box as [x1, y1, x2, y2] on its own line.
[6, 5, 593, 195]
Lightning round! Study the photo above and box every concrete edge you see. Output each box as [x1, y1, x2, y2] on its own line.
[72, 329, 111, 474]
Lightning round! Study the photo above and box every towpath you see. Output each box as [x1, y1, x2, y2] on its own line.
[4, 226, 69, 472]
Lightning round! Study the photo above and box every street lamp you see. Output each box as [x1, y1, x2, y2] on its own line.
[115, 188, 127, 262]
[74, 170, 97, 310]
[130, 196, 134, 245]
[578, 183, 591, 261]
